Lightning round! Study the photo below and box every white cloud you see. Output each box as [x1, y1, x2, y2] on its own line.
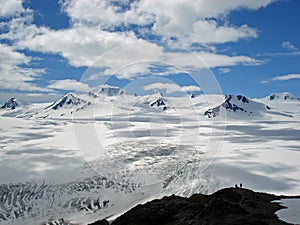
[0, 16, 261, 80]
[15, 23, 260, 79]
[218, 68, 230, 74]
[0, 92, 60, 103]
[0, 0, 272, 90]
[144, 83, 180, 93]
[61, 0, 153, 28]
[48, 79, 91, 92]
[144, 82, 201, 93]
[180, 85, 202, 92]
[261, 73, 300, 83]
[271, 74, 300, 81]
[146, 1, 260, 46]
[14, 24, 163, 70]
[0, 0, 24, 17]
[189, 20, 257, 44]
[62, 0, 275, 29]
[83, 48, 260, 79]
[260, 80, 269, 84]
[0, 43, 47, 91]
[0, 14, 47, 42]
[61, 0, 274, 47]
[140, 0, 275, 21]
[281, 41, 298, 51]
[164, 51, 261, 70]
[259, 51, 300, 57]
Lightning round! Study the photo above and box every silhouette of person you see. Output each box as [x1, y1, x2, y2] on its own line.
[240, 183, 243, 188]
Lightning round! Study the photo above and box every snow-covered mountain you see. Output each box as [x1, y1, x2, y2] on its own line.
[204, 95, 270, 118]
[1, 98, 20, 110]
[45, 92, 91, 111]
[1, 91, 299, 120]
[266, 92, 300, 102]
[144, 92, 168, 110]
[98, 85, 125, 96]
[28, 92, 93, 118]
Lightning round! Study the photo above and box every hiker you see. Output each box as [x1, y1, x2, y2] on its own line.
[240, 183, 243, 188]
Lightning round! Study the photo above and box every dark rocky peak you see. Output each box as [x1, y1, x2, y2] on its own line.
[149, 92, 167, 110]
[45, 93, 89, 110]
[1, 98, 19, 110]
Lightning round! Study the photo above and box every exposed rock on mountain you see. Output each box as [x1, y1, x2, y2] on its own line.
[45, 92, 91, 111]
[149, 92, 167, 110]
[1, 98, 19, 110]
[204, 95, 270, 118]
[267, 92, 300, 102]
[98, 86, 125, 96]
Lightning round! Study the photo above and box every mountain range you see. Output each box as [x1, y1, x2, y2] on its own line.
[1, 86, 299, 120]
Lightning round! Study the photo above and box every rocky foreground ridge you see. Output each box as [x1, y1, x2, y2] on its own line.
[89, 187, 299, 225]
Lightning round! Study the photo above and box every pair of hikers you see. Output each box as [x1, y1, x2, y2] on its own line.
[235, 183, 243, 188]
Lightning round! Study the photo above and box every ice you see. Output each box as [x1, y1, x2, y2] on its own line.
[0, 92, 299, 224]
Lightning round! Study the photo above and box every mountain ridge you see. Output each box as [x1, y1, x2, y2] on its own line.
[266, 92, 300, 102]
[89, 187, 299, 225]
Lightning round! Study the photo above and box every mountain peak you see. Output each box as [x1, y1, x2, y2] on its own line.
[1, 98, 20, 110]
[98, 85, 125, 96]
[148, 92, 167, 110]
[267, 92, 300, 101]
[205, 94, 269, 118]
[45, 92, 90, 110]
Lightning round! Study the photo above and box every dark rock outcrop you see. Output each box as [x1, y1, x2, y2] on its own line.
[90, 188, 299, 225]
[1, 98, 19, 110]
[89, 220, 110, 225]
[148, 92, 167, 110]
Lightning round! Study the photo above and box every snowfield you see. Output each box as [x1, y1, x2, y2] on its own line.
[0, 90, 299, 224]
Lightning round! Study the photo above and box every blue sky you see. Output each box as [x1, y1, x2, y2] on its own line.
[0, 0, 299, 102]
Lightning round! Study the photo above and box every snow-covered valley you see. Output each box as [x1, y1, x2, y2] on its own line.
[0, 90, 299, 224]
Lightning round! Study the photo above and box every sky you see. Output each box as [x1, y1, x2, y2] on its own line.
[0, 0, 299, 103]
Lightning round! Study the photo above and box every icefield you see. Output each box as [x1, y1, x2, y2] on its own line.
[0, 90, 299, 224]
